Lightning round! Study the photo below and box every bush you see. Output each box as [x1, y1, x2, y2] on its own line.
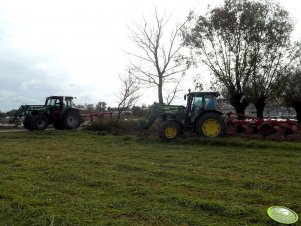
[85, 118, 142, 134]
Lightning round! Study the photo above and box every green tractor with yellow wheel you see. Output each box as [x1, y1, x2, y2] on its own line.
[140, 91, 227, 140]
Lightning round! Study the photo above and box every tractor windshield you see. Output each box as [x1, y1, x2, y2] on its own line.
[46, 98, 64, 107]
[46, 98, 57, 106]
[51, 99, 58, 106]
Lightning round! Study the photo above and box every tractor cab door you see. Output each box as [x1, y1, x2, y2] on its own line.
[186, 94, 204, 124]
[47, 97, 64, 121]
[64, 98, 74, 109]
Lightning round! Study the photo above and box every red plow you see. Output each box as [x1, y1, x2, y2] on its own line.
[226, 112, 301, 136]
[80, 112, 112, 123]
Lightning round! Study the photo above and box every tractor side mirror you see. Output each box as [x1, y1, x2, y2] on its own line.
[184, 94, 186, 100]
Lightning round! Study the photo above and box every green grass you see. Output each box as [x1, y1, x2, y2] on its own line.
[0, 130, 300, 225]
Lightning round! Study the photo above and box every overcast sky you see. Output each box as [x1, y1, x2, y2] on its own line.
[0, 0, 300, 111]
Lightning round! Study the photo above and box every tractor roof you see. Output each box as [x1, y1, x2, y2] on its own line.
[188, 91, 220, 97]
[47, 96, 74, 99]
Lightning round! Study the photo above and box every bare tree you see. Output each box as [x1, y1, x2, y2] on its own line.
[128, 9, 190, 104]
[116, 71, 141, 121]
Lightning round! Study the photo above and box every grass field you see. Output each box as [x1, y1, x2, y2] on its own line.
[0, 130, 300, 225]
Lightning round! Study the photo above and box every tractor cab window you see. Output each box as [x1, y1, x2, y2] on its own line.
[190, 96, 203, 118]
[65, 99, 73, 108]
[193, 96, 203, 109]
[204, 95, 216, 109]
[47, 98, 64, 108]
[47, 98, 57, 106]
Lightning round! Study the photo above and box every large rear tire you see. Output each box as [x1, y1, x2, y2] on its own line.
[159, 121, 180, 141]
[63, 110, 80, 129]
[31, 115, 48, 130]
[196, 113, 227, 137]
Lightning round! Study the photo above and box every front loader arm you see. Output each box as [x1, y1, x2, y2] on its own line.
[140, 103, 186, 129]
[140, 103, 162, 129]
[9, 105, 45, 123]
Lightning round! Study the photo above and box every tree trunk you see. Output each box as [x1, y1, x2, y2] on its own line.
[117, 111, 122, 121]
[230, 93, 249, 120]
[158, 78, 164, 104]
[292, 101, 301, 124]
[254, 99, 266, 118]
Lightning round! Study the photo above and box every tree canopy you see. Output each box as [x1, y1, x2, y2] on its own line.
[282, 65, 301, 123]
[95, 102, 107, 112]
[184, 0, 300, 117]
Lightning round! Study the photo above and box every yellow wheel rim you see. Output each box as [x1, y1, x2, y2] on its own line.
[165, 126, 177, 139]
[202, 119, 221, 137]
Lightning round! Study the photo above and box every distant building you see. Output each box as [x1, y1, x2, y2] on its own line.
[218, 99, 296, 119]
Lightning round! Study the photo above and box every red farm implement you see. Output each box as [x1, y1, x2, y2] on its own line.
[226, 112, 301, 136]
[80, 112, 112, 122]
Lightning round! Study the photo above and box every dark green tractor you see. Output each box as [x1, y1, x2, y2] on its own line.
[140, 91, 227, 140]
[11, 96, 81, 130]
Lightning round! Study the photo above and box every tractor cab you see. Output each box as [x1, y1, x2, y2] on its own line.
[44, 96, 77, 126]
[45, 96, 75, 109]
[185, 91, 220, 123]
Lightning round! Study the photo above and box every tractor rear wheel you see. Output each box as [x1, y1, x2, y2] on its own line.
[23, 117, 33, 130]
[159, 121, 180, 141]
[31, 115, 48, 130]
[63, 110, 80, 129]
[196, 113, 226, 137]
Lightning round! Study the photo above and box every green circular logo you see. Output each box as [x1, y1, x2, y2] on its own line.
[267, 206, 298, 224]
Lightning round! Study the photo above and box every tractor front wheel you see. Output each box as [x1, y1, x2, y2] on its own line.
[196, 113, 226, 137]
[159, 121, 180, 141]
[63, 111, 81, 129]
[31, 115, 48, 130]
[23, 117, 33, 130]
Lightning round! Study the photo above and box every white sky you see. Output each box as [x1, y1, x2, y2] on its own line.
[0, 0, 300, 111]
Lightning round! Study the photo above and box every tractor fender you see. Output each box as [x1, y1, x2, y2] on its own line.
[159, 113, 183, 125]
[31, 109, 49, 116]
[30, 110, 50, 121]
[61, 108, 81, 120]
[195, 110, 224, 122]
[199, 109, 224, 116]
[159, 113, 174, 121]
[63, 108, 80, 115]
[31, 110, 39, 116]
